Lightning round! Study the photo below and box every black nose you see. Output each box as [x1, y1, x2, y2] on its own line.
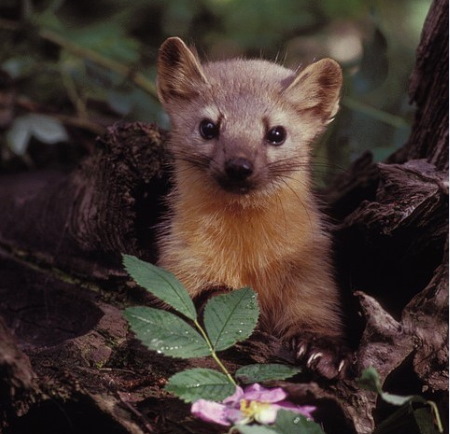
[224, 158, 254, 180]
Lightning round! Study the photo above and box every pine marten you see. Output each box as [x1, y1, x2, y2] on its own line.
[156, 37, 349, 378]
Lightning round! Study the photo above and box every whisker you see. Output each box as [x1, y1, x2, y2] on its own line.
[267, 155, 347, 178]
[172, 149, 211, 170]
[277, 177, 312, 228]
[273, 186, 289, 233]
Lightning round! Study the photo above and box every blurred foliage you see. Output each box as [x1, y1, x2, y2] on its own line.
[0, 0, 431, 182]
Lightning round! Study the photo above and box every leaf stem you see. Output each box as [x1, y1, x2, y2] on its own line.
[194, 320, 237, 387]
[38, 28, 159, 100]
[342, 96, 410, 128]
[427, 400, 444, 433]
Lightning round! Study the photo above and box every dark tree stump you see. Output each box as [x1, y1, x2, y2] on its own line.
[0, 1, 447, 433]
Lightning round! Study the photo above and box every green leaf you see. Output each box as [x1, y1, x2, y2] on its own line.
[381, 391, 415, 407]
[357, 366, 382, 393]
[273, 410, 325, 434]
[165, 368, 235, 403]
[235, 364, 301, 384]
[234, 425, 278, 434]
[46, 22, 141, 64]
[357, 367, 414, 406]
[2, 57, 36, 79]
[7, 114, 68, 154]
[204, 287, 259, 352]
[124, 306, 210, 358]
[413, 403, 443, 434]
[27, 114, 68, 144]
[373, 398, 441, 434]
[123, 254, 196, 320]
[234, 411, 325, 434]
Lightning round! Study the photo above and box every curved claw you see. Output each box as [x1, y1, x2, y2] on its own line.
[307, 351, 323, 367]
[296, 344, 307, 359]
[290, 332, 354, 379]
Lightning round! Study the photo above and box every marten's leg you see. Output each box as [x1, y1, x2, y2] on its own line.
[263, 278, 354, 379]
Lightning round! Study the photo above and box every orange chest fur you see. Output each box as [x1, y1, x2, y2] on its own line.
[167, 185, 316, 292]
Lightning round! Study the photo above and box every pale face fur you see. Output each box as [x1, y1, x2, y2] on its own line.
[156, 37, 344, 339]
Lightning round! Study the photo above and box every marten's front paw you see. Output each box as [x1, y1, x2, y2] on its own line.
[290, 333, 354, 379]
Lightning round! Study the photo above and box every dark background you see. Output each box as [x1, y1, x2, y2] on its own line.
[0, 0, 431, 184]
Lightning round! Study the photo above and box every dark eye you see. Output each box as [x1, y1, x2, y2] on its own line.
[266, 126, 287, 146]
[199, 119, 219, 140]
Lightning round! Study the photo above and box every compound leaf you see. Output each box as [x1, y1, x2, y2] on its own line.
[124, 306, 209, 358]
[204, 287, 259, 352]
[165, 368, 235, 403]
[123, 254, 196, 320]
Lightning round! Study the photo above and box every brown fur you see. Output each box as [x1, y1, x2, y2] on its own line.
[156, 37, 344, 340]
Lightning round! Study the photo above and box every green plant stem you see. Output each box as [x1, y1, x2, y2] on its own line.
[342, 96, 410, 128]
[38, 28, 159, 100]
[61, 69, 88, 119]
[427, 401, 444, 433]
[193, 320, 237, 387]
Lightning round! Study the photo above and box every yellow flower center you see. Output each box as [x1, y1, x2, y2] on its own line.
[240, 399, 271, 422]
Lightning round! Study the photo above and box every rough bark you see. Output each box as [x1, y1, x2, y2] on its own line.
[388, 0, 449, 170]
[0, 1, 447, 433]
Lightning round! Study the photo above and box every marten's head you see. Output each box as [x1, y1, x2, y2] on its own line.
[157, 37, 342, 198]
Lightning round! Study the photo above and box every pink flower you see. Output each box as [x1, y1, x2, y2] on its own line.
[191, 383, 316, 426]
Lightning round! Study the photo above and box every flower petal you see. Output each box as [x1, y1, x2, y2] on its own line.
[254, 405, 278, 424]
[224, 407, 245, 424]
[191, 399, 230, 426]
[274, 402, 317, 419]
[243, 384, 287, 403]
[223, 386, 244, 406]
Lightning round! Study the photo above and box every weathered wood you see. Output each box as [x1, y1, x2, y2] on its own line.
[0, 317, 37, 428]
[389, 0, 449, 170]
[0, 122, 169, 278]
[325, 1, 449, 430]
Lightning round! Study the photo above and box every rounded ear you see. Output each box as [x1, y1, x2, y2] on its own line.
[284, 58, 343, 124]
[157, 37, 208, 104]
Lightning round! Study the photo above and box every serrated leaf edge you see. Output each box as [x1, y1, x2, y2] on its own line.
[205, 287, 258, 351]
[235, 363, 301, 384]
[123, 306, 210, 359]
[165, 368, 234, 403]
[122, 254, 196, 320]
